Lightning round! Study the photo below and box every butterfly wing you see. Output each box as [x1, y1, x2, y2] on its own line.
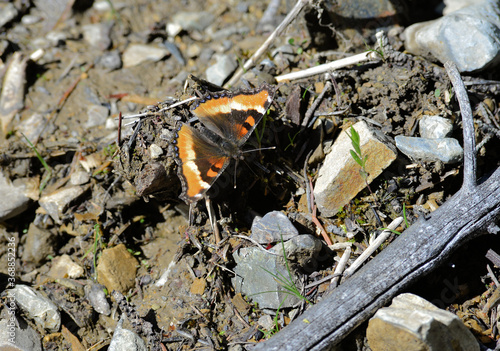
[175, 124, 230, 203]
[191, 84, 274, 146]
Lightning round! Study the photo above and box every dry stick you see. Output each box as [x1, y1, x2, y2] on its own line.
[254, 62, 492, 351]
[329, 245, 351, 288]
[342, 216, 404, 278]
[205, 197, 221, 244]
[444, 61, 477, 191]
[224, 0, 312, 88]
[276, 51, 380, 82]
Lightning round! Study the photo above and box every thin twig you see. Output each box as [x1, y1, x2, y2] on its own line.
[445, 61, 477, 191]
[343, 217, 404, 278]
[276, 51, 380, 82]
[302, 81, 332, 128]
[225, 0, 312, 87]
[329, 246, 352, 289]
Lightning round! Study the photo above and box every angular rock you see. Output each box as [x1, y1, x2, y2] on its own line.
[250, 211, 299, 244]
[86, 104, 109, 128]
[109, 317, 147, 351]
[171, 11, 215, 32]
[314, 121, 397, 217]
[0, 317, 42, 351]
[0, 173, 31, 221]
[205, 54, 237, 86]
[122, 44, 169, 68]
[97, 244, 138, 293]
[38, 185, 88, 224]
[395, 136, 463, 164]
[367, 293, 479, 351]
[232, 235, 321, 309]
[10, 285, 61, 332]
[47, 254, 84, 279]
[419, 115, 453, 139]
[21, 223, 57, 264]
[404, 0, 500, 72]
[82, 23, 111, 51]
[84, 283, 111, 315]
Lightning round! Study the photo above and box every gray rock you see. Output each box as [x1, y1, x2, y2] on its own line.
[86, 104, 109, 128]
[395, 136, 463, 164]
[232, 246, 303, 309]
[10, 285, 61, 332]
[38, 185, 88, 224]
[0, 173, 30, 221]
[85, 283, 111, 315]
[109, 317, 147, 351]
[0, 3, 18, 30]
[70, 171, 90, 185]
[205, 54, 237, 86]
[404, 0, 500, 72]
[367, 293, 479, 351]
[419, 115, 453, 138]
[122, 44, 169, 68]
[16, 113, 49, 144]
[47, 254, 84, 279]
[171, 11, 215, 32]
[277, 234, 322, 269]
[250, 211, 299, 244]
[82, 23, 111, 51]
[0, 317, 42, 351]
[21, 223, 57, 264]
[97, 50, 122, 70]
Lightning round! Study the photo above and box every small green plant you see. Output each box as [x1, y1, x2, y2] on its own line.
[434, 88, 441, 98]
[284, 131, 300, 151]
[348, 126, 379, 206]
[21, 132, 52, 193]
[83, 223, 103, 281]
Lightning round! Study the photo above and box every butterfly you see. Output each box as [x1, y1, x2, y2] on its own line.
[174, 84, 275, 203]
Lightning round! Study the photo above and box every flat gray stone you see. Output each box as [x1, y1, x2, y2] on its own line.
[0, 318, 42, 351]
[0, 173, 30, 221]
[10, 285, 61, 332]
[109, 317, 147, 351]
[250, 211, 299, 244]
[122, 44, 169, 68]
[205, 54, 237, 86]
[395, 136, 463, 164]
[404, 0, 500, 72]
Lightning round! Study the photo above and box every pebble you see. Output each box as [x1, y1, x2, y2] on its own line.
[122, 44, 169, 68]
[205, 54, 237, 86]
[84, 283, 111, 315]
[419, 115, 453, 138]
[16, 112, 49, 144]
[0, 3, 18, 29]
[0, 172, 30, 221]
[171, 11, 215, 32]
[149, 144, 163, 159]
[395, 136, 463, 164]
[0, 318, 42, 351]
[21, 223, 57, 264]
[70, 171, 90, 185]
[45, 31, 67, 46]
[404, 0, 500, 72]
[367, 293, 479, 351]
[86, 104, 109, 128]
[38, 185, 89, 224]
[47, 254, 84, 279]
[0, 52, 27, 135]
[314, 121, 398, 217]
[108, 317, 147, 351]
[10, 285, 61, 332]
[82, 23, 111, 50]
[97, 244, 138, 293]
[250, 211, 299, 244]
[97, 50, 122, 70]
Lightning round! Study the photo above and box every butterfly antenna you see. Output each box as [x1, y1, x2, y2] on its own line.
[240, 146, 276, 154]
[233, 159, 238, 189]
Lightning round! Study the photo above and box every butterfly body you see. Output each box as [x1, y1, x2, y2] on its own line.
[174, 84, 275, 203]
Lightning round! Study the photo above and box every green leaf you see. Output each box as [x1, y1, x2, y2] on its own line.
[350, 150, 363, 166]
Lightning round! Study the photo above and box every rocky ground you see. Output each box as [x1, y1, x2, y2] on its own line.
[1, 0, 500, 350]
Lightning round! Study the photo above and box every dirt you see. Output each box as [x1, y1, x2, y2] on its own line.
[0, 0, 499, 350]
